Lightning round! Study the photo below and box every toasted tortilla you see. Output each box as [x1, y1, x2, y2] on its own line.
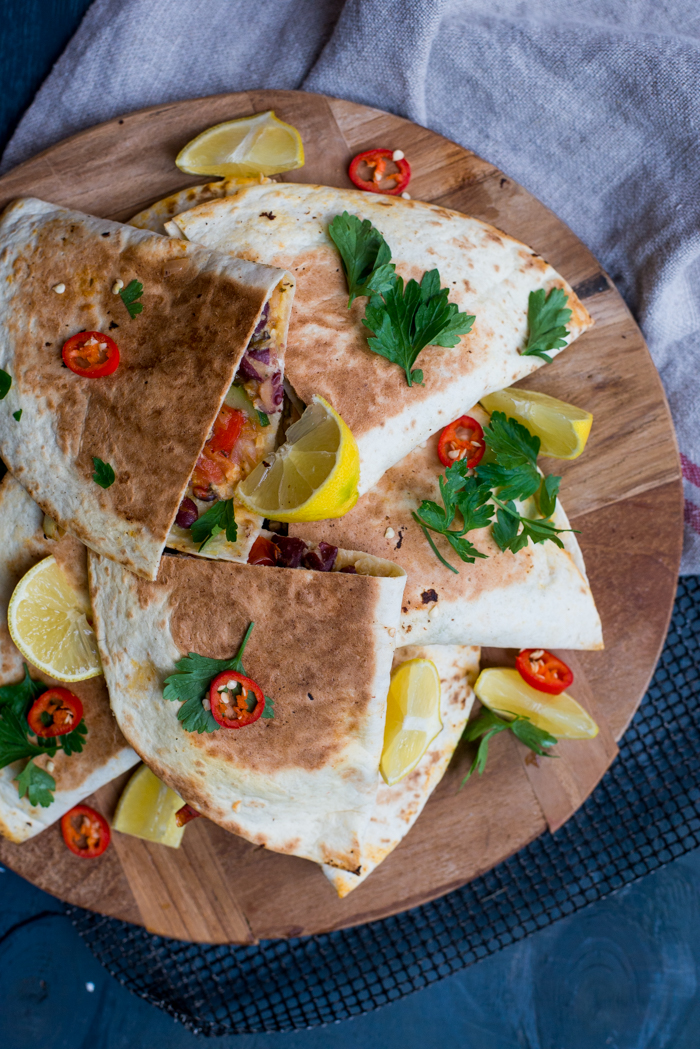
[0, 474, 137, 842]
[0, 197, 293, 579]
[161, 181, 593, 493]
[292, 406, 603, 649]
[89, 551, 407, 871]
[323, 644, 479, 897]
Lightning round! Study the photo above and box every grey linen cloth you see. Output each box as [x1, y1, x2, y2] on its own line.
[4, 0, 700, 569]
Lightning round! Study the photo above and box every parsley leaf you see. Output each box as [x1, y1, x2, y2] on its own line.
[92, 457, 115, 489]
[522, 287, 572, 363]
[460, 709, 557, 786]
[256, 410, 270, 428]
[0, 369, 10, 399]
[17, 759, 56, 807]
[57, 720, 88, 757]
[476, 411, 541, 502]
[13, 409, 21, 421]
[413, 459, 492, 573]
[0, 707, 47, 768]
[119, 279, 144, 319]
[164, 622, 274, 733]
[364, 270, 475, 387]
[0, 664, 45, 718]
[189, 498, 237, 552]
[328, 212, 396, 306]
[491, 497, 576, 554]
[537, 474, 560, 518]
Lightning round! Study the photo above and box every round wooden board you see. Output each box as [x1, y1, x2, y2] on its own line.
[0, 90, 683, 945]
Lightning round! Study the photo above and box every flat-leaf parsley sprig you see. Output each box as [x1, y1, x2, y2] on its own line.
[163, 621, 274, 734]
[0, 665, 89, 807]
[460, 708, 557, 786]
[521, 287, 572, 363]
[412, 458, 493, 574]
[329, 212, 475, 386]
[119, 279, 144, 319]
[189, 498, 237, 552]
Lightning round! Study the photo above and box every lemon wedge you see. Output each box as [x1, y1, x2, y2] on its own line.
[175, 110, 304, 178]
[474, 668, 598, 739]
[480, 388, 593, 459]
[113, 765, 186, 849]
[236, 395, 359, 522]
[8, 556, 101, 682]
[380, 659, 443, 786]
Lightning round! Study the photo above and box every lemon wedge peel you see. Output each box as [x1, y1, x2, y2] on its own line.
[481, 388, 593, 460]
[112, 765, 186, 849]
[380, 658, 443, 787]
[236, 395, 360, 522]
[474, 667, 599, 740]
[175, 111, 304, 178]
[7, 555, 102, 682]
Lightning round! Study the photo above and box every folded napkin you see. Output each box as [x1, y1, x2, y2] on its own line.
[4, 0, 699, 568]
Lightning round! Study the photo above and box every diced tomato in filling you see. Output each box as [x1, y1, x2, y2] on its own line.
[208, 405, 245, 456]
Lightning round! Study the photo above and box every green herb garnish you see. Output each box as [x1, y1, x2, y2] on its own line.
[0, 665, 89, 807]
[412, 459, 493, 574]
[491, 497, 573, 554]
[12, 409, 22, 421]
[119, 279, 144, 319]
[92, 457, 115, 489]
[475, 411, 542, 502]
[521, 287, 572, 363]
[190, 498, 237, 552]
[256, 409, 270, 428]
[163, 622, 274, 733]
[329, 212, 396, 306]
[0, 369, 11, 399]
[460, 708, 557, 786]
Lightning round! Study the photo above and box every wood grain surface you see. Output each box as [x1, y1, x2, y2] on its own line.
[0, 89, 683, 943]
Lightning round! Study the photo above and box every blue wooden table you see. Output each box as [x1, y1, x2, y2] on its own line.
[2, 4, 699, 1045]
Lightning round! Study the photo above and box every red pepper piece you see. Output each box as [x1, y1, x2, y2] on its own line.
[27, 687, 83, 738]
[61, 805, 110, 858]
[62, 331, 120, 378]
[348, 148, 411, 195]
[209, 670, 265, 729]
[175, 803, 201, 827]
[208, 405, 245, 457]
[437, 416, 486, 469]
[247, 535, 280, 566]
[515, 649, 574, 695]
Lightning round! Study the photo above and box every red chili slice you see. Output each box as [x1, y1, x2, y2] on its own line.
[348, 148, 411, 195]
[62, 331, 120, 378]
[437, 416, 486, 469]
[209, 670, 265, 729]
[247, 535, 280, 566]
[515, 649, 574, 695]
[175, 803, 201, 827]
[27, 687, 83, 738]
[60, 805, 110, 858]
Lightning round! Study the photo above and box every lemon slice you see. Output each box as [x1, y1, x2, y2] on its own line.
[480, 388, 593, 459]
[236, 395, 360, 522]
[175, 111, 304, 177]
[474, 668, 598, 739]
[380, 659, 443, 786]
[113, 765, 186, 849]
[8, 556, 101, 682]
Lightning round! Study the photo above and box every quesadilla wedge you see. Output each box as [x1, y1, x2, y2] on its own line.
[89, 549, 407, 871]
[292, 406, 603, 649]
[0, 474, 137, 842]
[158, 181, 592, 494]
[322, 644, 479, 896]
[0, 197, 293, 579]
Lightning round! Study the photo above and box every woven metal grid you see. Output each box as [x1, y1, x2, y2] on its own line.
[67, 576, 700, 1037]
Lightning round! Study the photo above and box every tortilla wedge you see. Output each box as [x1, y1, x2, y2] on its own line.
[292, 406, 603, 649]
[0, 197, 294, 579]
[0, 474, 137, 843]
[89, 550, 407, 871]
[156, 180, 592, 494]
[322, 644, 479, 896]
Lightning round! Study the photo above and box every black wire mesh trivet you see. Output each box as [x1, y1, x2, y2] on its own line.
[66, 576, 700, 1037]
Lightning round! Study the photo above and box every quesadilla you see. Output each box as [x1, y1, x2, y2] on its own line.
[156, 180, 592, 494]
[322, 644, 479, 896]
[0, 474, 137, 842]
[292, 405, 603, 649]
[0, 197, 294, 579]
[88, 549, 407, 871]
